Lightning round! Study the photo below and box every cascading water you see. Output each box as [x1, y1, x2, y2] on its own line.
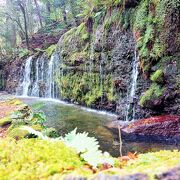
[17, 56, 33, 96]
[46, 53, 59, 98]
[125, 50, 139, 121]
[17, 53, 60, 99]
[31, 58, 40, 97]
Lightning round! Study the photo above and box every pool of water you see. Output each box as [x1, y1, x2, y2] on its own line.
[20, 97, 180, 157]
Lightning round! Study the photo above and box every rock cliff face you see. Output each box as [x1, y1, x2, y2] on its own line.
[2, 0, 180, 120]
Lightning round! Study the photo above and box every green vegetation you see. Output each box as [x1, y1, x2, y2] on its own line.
[0, 98, 57, 140]
[62, 128, 114, 168]
[0, 138, 87, 179]
[133, 0, 180, 74]
[6, 109, 57, 140]
[45, 44, 57, 57]
[58, 72, 115, 106]
[18, 48, 30, 58]
[122, 150, 180, 179]
[150, 69, 164, 83]
[0, 97, 180, 179]
[58, 23, 90, 65]
[134, 0, 149, 32]
[140, 83, 165, 107]
[7, 127, 30, 139]
[0, 137, 179, 179]
[0, 117, 12, 127]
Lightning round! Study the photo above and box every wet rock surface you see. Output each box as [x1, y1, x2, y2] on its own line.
[92, 173, 148, 180]
[64, 173, 148, 180]
[156, 166, 180, 180]
[106, 115, 180, 144]
[64, 168, 180, 180]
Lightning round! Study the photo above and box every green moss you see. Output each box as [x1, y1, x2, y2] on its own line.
[122, 150, 180, 179]
[58, 23, 90, 65]
[45, 44, 57, 57]
[150, 69, 164, 83]
[140, 83, 165, 107]
[133, 0, 169, 73]
[19, 48, 30, 58]
[7, 124, 53, 139]
[134, 0, 149, 32]
[69, 51, 89, 63]
[7, 127, 30, 139]
[6, 99, 23, 106]
[0, 138, 86, 179]
[0, 117, 12, 127]
[57, 72, 115, 107]
[42, 128, 59, 138]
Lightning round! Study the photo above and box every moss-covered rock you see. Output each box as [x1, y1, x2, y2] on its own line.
[0, 117, 12, 127]
[7, 127, 30, 139]
[140, 83, 165, 107]
[134, 0, 180, 75]
[45, 44, 57, 57]
[150, 69, 164, 83]
[58, 23, 89, 65]
[57, 72, 115, 107]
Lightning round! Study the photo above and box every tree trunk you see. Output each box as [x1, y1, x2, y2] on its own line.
[46, 1, 51, 24]
[19, 2, 29, 49]
[34, 0, 43, 28]
[62, 7, 67, 25]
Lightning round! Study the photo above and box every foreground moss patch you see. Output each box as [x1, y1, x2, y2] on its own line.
[123, 150, 180, 179]
[0, 138, 86, 179]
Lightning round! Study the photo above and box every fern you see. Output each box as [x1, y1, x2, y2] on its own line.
[61, 128, 114, 168]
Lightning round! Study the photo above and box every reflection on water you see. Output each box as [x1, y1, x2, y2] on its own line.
[20, 97, 180, 157]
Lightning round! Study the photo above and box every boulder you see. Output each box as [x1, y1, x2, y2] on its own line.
[122, 115, 180, 143]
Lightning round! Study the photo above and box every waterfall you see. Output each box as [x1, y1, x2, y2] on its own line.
[100, 52, 105, 90]
[46, 53, 58, 98]
[17, 53, 60, 99]
[19, 56, 33, 96]
[125, 50, 139, 121]
[31, 58, 40, 97]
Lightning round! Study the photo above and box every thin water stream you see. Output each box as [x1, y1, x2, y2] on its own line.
[125, 50, 139, 121]
[20, 97, 180, 157]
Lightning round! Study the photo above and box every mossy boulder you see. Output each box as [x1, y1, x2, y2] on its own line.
[7, 124, 45, 140]
[122, 115, 180, 144]
[0, 117, 12, 127]
[7, 127, 30, 139]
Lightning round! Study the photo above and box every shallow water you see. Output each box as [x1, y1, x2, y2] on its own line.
[20, 97, 180, 157]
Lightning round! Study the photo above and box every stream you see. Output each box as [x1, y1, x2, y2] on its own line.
[20, 97, 180, 157]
